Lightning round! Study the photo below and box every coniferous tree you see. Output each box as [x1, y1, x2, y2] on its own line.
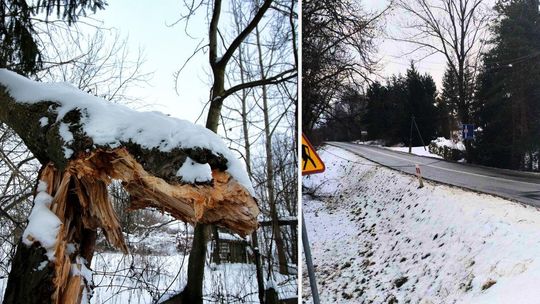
[365, 81, 389, 141]
[0, 0, 106, 76]
[440, 62, 476, 137]
[404, 64, 439, 146]
[475, 0, 540, 170]
[363, 64, 439, 146]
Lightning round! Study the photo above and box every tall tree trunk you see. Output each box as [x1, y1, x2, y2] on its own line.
[255, 25, 288, 275]
[235, 17, 266, 303]
[241, 53, 265, 304]
[179, 223, 210, 304]
[180, 1, 223, 302]
[211, 225, 222, 265]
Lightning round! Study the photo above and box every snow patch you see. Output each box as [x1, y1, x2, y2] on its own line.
[71, 256, 93, 283]
[387, 146, 442, 159]
[431, 136, 465, 151]
[39, 117, 49, 127]
[176, 157, 212, 183]
[66, 243, 76, 255]
[22, 180, 61, 261]
[36, 260, 48, 271]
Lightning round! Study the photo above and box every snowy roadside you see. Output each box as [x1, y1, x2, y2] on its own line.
[302, 145, 540, 303]
[352, 140, 443, 159]
[386, 146, 442, 159]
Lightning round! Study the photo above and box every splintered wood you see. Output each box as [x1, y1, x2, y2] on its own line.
[77, 148, 259, 235]
[35, 148, 258, 304]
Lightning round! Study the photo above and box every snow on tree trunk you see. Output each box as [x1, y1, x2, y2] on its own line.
[0, 69, 259, 304]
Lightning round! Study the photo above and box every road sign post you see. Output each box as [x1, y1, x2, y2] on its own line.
[462, 124, 474, 140]
[302, 214, 320, 304]
[302, 134, 325, 175]
[301, 133, 324, 304]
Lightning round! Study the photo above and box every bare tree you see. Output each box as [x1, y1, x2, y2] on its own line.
[163, 1, 297, 303]
[37, 26, 152, 105]
[395, 0, 491, 159]
[302, 0, 384, 137]
[221, 0, 297, 300]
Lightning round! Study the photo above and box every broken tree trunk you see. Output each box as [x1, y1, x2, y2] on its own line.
[0, 69, 259, 304]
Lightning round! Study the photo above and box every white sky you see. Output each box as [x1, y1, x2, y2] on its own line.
[364, 0, 497, 89]
[72, 0, 483, 125]
[91, 0, 446, 127]
[363, 0, 448, 89]
[79, 0, 455, 125]
[89, 0, 212, 124]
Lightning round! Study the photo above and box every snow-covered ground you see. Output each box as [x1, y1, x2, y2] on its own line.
[387, 146, 442, 159]
[0, 222, 297, 303]
[302, 145, 540, 303]
[352, 140, 443, 159]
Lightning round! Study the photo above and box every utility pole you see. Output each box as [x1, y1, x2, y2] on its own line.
[409, 115, 414, 154]
[409, 115, 427, 153]
[413, 117, 427, 151]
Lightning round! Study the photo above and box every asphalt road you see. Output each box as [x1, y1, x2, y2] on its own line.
[328, 142, 540, 207]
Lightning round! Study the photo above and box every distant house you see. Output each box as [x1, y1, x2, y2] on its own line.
[211, 229, 250, 264]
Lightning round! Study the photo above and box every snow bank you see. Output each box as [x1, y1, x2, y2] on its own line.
[303, 145, 540, 303]
[0, 69, 253, 195]
[431, 136, 465, 151]
[429, 137, 466, 161]
[387, 146, 442, 159]
[22, 181, 61, 260]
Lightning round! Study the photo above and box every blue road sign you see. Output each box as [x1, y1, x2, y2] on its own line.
[462, 124, 474, 140]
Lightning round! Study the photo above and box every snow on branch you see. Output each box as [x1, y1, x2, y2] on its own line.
[0, 69, 254, 195]
[0, 69, 259, 236]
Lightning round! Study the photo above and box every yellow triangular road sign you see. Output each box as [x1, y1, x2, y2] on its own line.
[301, 133, 325, 175]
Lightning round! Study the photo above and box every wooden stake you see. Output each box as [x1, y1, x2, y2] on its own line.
[415, 164, 424, 188]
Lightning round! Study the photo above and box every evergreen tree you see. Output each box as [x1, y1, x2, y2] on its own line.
[441, 64, 459, 122]
[363, 64, 439, 146]
[475, 0, 540, 170]
[404, 63, 439, 146]
[0, 0, 106, 76]
[440, 61, 476, 136]
[435, 95, 451, 138]
[365, 81, 389, 141]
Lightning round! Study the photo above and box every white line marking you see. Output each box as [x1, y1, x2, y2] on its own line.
[336, 143, 540, 186]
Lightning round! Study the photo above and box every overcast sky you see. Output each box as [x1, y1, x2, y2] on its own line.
[363, 0, 448, 88]
[89, 0, 211, 124]
[364, 0, 498, 89]
[86, 0, 452, 125]
[83, 0, 488, 123]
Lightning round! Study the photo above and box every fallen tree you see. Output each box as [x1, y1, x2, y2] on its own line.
[0, 69, 259, 304]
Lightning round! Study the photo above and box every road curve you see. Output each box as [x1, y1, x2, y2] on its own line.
[328, 142, 540, 207]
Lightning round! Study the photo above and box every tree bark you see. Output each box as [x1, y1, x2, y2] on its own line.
[176, 223, 210, 304]
[255, 24, 288, 275]
[234, 12, 265, 300]
[180, 1, 225, 300]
